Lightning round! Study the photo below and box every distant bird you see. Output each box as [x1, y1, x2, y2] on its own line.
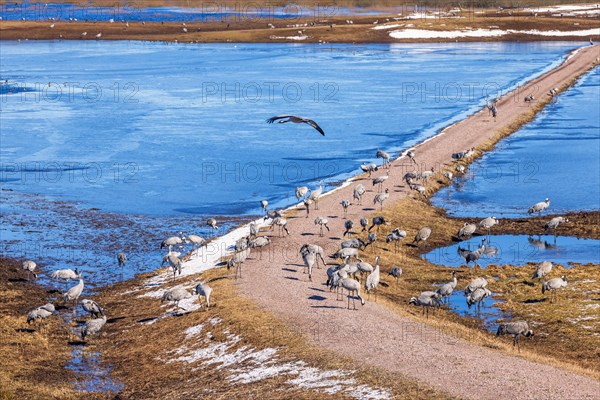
[436, 271, 457, 303]
[418, 167, 434, 181]
[21, 260, 37, 280]
[413, 226, 432, 246]
[376, 149, 391, 168]
[353, 184, 366, 205]
[343, 220, 353, 237]
[51, 268, 79, 288]
[373, 188, 389, 210]
[360, 217, 369, 232]
[117, 252, 127, 267]
[466, 287, 491, 310]
[340, 199, 350, 216]
[524, 94, 535, 102]
[410, 183, 426, 197]
[532, 261, 553, 280]
[63, 274, 84, 304]
[360, 163, 378, 176]
[81, 32, 87, 36]
[409, 291, 442, 318]
[496, 321, 534, 352]
[161, 236, 183, 252]
[193, 282, 212, 310]
[161, 286, 193, 310]
[542, 275, 568, 302]
[27, 303, 55, 327]
[81, 299, 104, 318]
[443, 171, 453, 180]
[314, 216, 330, 236]
[295, 186, 309, 200]
[528, 198, 550, 216]
[81, 315, 107, 341]
[266, 115, 325, 135]
[406, 150, 416, 164]
[456, 165, 466, 174]
[368, 216, 389, 232]
[458, 222, 477, 239]
[49, 23, 55, 28]
[479, 216, 498, 236]
[364, 256, 381, 301]
[207, 218, 219, 230]
[388, 266, 402, 282]
[95, 32, 102, 38]
[182, 27, 188, 32]
[386, 228, 406, 253]
[544, 216, 568, 233]
[260, 200, 269, 213]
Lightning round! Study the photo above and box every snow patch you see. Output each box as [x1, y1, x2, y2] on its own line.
[389, 28, 600, 39]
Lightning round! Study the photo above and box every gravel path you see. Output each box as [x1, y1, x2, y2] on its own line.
[237, 45, 600, 399]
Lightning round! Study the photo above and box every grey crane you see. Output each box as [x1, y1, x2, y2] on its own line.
[360, 163, 378, 176]
[386, 228, 406, 253]
[544, 216, 568, 234]
[409, 291, 442, 318]
[163, 253, 182, 278]
[455, 165, 466, 174]
[260, 200, 269, 214]
[464, 277, 488, 295]
[271, 216, 290, 236]
[368, 216, 390, 232]
[81, 299, 104, 318]
[193, 282, 212, 310]
[355, 261, 374, 281]
[51, 268, 80, 289]
[249, 222, 258, 239]
[249, 236, 270, 251]
[296, 186, 309, 200]
[235, 236, 250, 251]
[457, 222, 477, 239]
[528, 198, 550, 216]
[372, 172, 389, 193]
[340, 199, 350, 216]
[21, 260, 37, 280]
[542, 275, 568, 302]
[266, 115, 325, 135]
[376, 149, 391, 169]
[264, 209, 283, 221]
[458, 238, 486, 267]
[443, 171, 453, 180]
[303, 197, 312, 217]
[532, 261, 553, 280]
[524, 94, 535, 102]
[161, 286, 193, 310]
[388, 266, 402, 283]
[330, 247, 361, 261]
[343, 220, 353, 237]
[360, 217, 369, 232]
[353, 184, 366, 205]
[410, 183, 426, 197]
[117, 252, 127, 267]
[436, 271, 457, 303]
[365, 256, 381, 301]
[367, 233, 377, 252]
[341, 238, 368, 250]
[299, 244, 326, 268]
[207, 218, 219, 230]
[81, 315, 107, 341]
[302, 251, 317, 281]
[466, 287, 491, 310]
[27, 303, 55, 328]
[413, 226, 432, 246]
[314, 216, 330, 236]
[496, 321, 534, 352]
[403, 171, 418, 184]
[227, 248, 251, 279]
[63, 274, 84, 304]
[373, 188, 389, 210]
[406, 150, 417, 164]
[339, 276, 365, 310]
[186, 234, 208, 249]
[161, 236, 183, 252]
[418, 167, 434, 181]
[479, 216, 499, 236]
[308, 184, 323, 209]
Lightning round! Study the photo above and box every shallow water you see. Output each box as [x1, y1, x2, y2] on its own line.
[423, 234, 600, 268]
[432, 67, 600, 218]
[0, 41, 580, 217]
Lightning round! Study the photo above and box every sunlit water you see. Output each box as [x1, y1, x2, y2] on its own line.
[432, 67, 600, 218]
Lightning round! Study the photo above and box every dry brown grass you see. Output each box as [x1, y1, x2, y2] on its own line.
[93, 266, 454, 399]
[0, 258, 79, 400]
